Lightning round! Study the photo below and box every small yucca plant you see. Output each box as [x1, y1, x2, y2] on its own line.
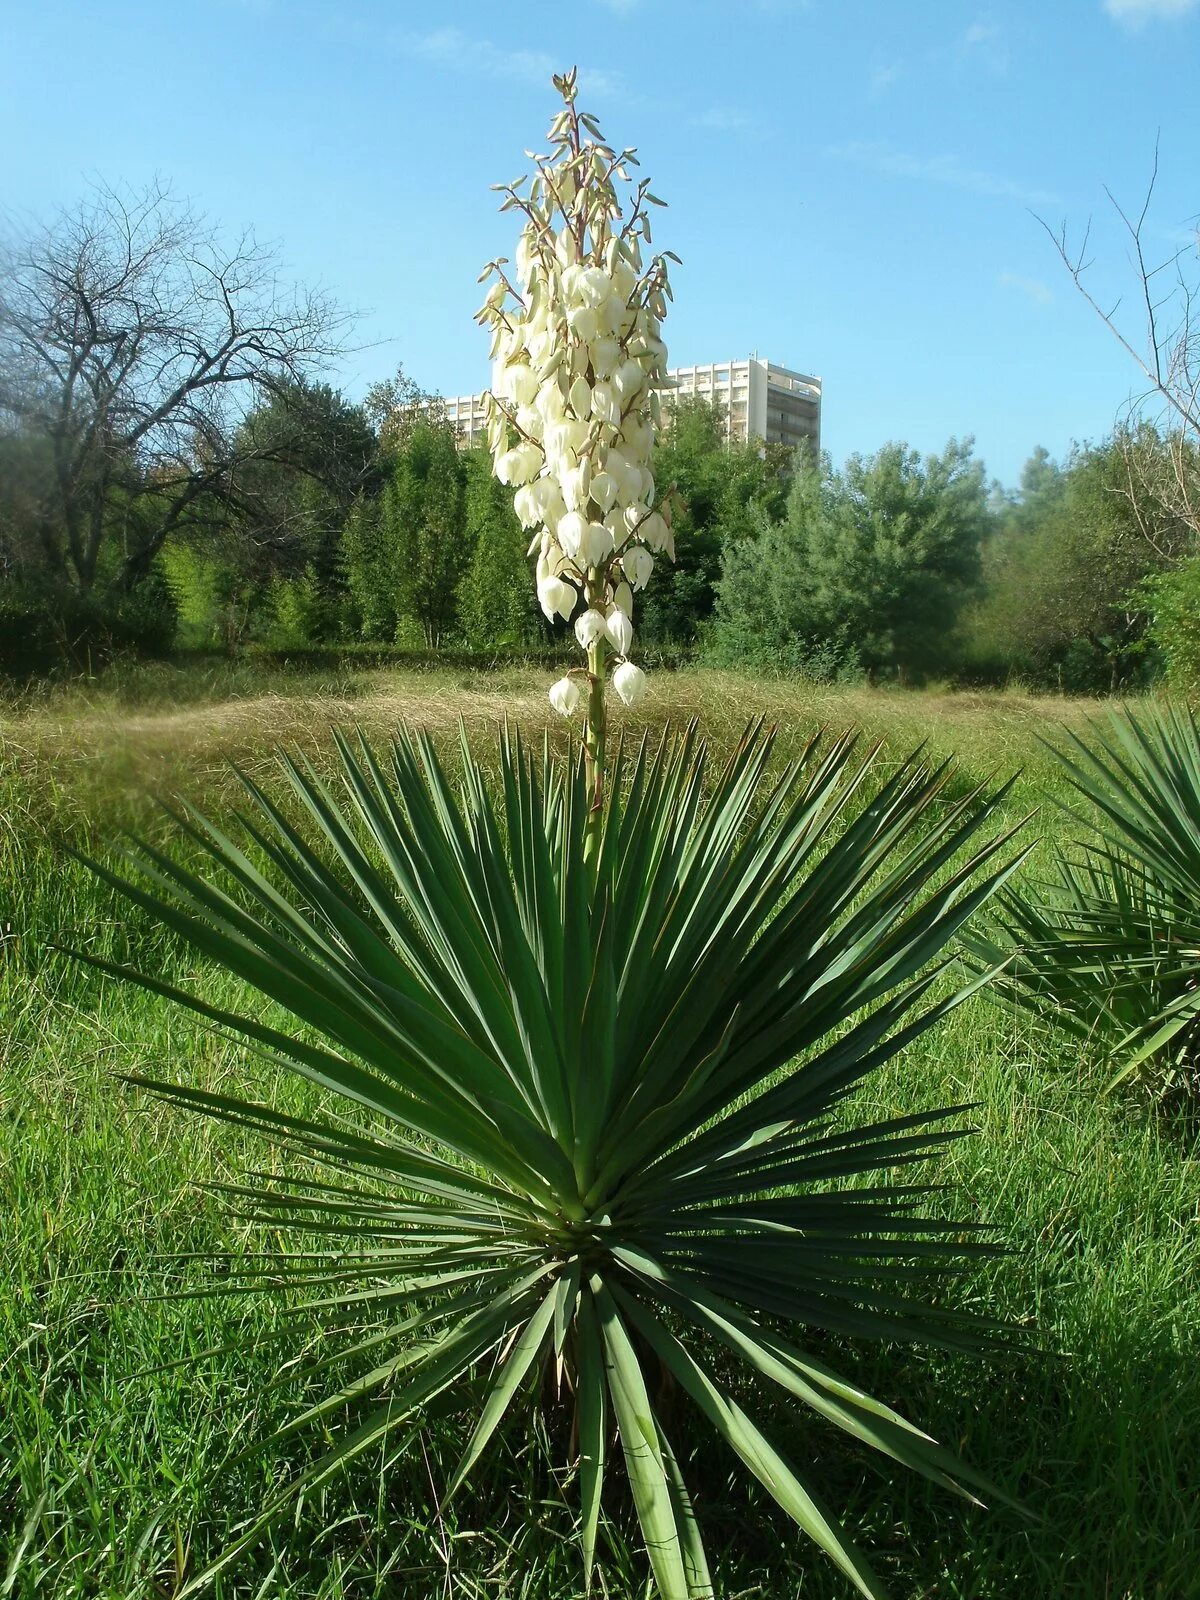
[79, 719, 1026, 1598]
[978, 701, 1200, 1100]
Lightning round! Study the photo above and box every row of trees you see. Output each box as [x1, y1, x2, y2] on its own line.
[3, 182, 1199, 689]
[707, 425, 1199, 693]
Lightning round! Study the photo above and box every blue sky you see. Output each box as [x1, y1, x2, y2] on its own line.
[3, 0, 1197, 486]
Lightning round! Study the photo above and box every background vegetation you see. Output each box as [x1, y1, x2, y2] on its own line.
[3, 186, 1199, 697]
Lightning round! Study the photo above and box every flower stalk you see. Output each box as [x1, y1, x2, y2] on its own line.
[478, 66, 675, 815]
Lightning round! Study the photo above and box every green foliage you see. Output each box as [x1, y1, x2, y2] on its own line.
[712, 440, 987, 681]
[641, 399, 791, 646]
[966, 436, 1173, 692]
[160, 544, 259, 652]
[457, 449, 539, 648]
[342, 424, 465, 647]
[263, 564, 333, 651]
[978, 703, 1200, 1101]
[79, 720, 1026, 1599]
[1141, 556, 1200, 690]
[0, 567, 177, 674]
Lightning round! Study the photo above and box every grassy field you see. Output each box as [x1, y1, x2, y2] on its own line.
[2, 662, 1197, 1599]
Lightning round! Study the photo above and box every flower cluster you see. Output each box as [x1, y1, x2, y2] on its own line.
[476, 68, 676, 717]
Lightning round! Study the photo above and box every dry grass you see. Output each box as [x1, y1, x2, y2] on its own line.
[0, 664, 1104, 844]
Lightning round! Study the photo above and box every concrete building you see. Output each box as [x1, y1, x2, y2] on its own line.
[664, 358, 821, 452]
[428, 355, 821, 453]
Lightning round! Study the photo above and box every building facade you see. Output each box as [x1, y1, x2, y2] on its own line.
[428, 356, 821, 454]
[664, 358, 821, 452]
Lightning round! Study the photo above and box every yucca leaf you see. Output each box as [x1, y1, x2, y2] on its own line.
[82, 720, 1025, 1596]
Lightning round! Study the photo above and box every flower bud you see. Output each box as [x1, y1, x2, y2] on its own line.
[548, 675, 581, 716]
[612, 660, 648, 706]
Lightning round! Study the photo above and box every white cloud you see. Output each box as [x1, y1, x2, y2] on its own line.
[958, 17, 1009, 71]
[401, 30, 627, 100]
[828, 141, 1058, 207]
[869, 61, 904, 95]
[999, 272, 1053, 305]
[691, 108, 752, 132]
[1104, 0, 1198, 22]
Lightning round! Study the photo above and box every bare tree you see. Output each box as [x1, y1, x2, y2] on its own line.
[0, 180, 352, 592]
[1041, 154, 1200, 549]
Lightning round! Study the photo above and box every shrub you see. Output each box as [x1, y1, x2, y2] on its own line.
[80, 721, 1025, 1598]
[976, 703, 1200, 1101]
[1143, 557, 1200, 692]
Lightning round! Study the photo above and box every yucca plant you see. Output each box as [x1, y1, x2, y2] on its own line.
[75, 718, 1027, 1598]
[977, 701, 1200, 1099]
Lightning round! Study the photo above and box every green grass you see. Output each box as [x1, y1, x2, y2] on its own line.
[2, 664, 1197, 1598]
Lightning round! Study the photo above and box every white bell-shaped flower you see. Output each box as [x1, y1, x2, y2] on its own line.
[592, 337, 621, 378]
[578, 266, 611, 308]
[537, 574, 577, 622]
[513, 484, 541, 529]
[578, 520, 615, 569]
[590, 471, 618, 513]
[612, 359, 644, 403]
[494, 449, 523, 486]
[561, 464, 590, 512]
[557, 511, 586, 561]
[605, 606, 633, 655]
[591, 382, 621, 426]
[639, 511, 670, 551]
[565, 303, 600, 343]
[574, 609, 607, 650]
[548, 675, 581, 716]
[568, 376, 592, 419]
[623, 546, 654, 590]
[612, 661, 648, 706]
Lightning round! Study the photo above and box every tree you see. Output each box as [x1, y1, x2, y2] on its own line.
[641, 397, 792, 645]
[713, 439, 988, 682]
[0, 181, 349, 598]
[968, 437, 1180, 692]
[363, 363, 448, 456]
[341, 422, 465, 647]
[457, 450, 537, 648]
[1044, 157, 1200, 549]
[388, 424, 465, 646]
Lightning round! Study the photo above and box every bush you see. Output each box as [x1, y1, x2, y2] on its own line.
[86, 722, 1023, 1598]
[1143, 557, 1200, 692]
[977, 703, 1200, 1103]
[0, 569, 177, 675]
